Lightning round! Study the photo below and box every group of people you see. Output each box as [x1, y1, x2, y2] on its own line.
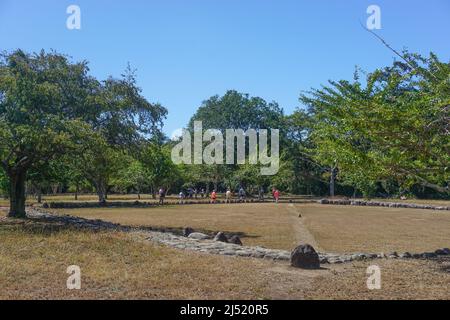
[158, 186, 281, 204]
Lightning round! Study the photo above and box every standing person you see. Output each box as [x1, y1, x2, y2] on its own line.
[179, 190, 185, 204]
[194, 188, 198, 199]
[158, 187, 165, 205]
[274, 189, 280, 203]
[258, 187, 264, 201]
[211, 190, 217, 204]
[226, 188, 232, 203]
[238, 187, 246, 201]
[271, 188, 276, 201]
[200, 188, 205, 198]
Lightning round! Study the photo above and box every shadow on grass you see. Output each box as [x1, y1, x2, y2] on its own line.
[0, 214, 257, 240]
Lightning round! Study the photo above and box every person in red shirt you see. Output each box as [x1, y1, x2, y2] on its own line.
[274, 189, 280, 203]
[211, 190, 217, 204]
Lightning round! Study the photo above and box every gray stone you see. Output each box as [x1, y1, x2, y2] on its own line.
[328, 258, 343, 264]
[422, 252, 437, 259]
[400, 252, 412, 258]
[213, 232, 228, 243]
[275, 253, 291, 261]
[236, 251, 252, 257]
[188, 232, 209, 240]
[183, 227, 194, 237]
[388, 252, 399, 259]
[290, 244, 320, 269]
[251, 252, 265, 259]
[228, 235, 243, 246]
[221, 250, 236, 255]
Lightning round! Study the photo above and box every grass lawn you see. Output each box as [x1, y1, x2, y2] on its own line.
[1, 209, 449, 300]
[51, 203, 450, 253]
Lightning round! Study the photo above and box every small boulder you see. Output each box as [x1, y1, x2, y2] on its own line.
[388, 252, 398, 259]
[422, 252, 437, 259]
[214, 232, 228, 243]
[188, 232, 209, 240]
[229, 235, 243, 246]
[400, 252, 412, 259]
[183, 227, 194, 237]
[290, 244, 320, 269]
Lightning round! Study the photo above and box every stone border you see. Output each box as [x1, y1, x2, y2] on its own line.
[43, 198, 450, 211]
[318, 199, 450, 211]
[23, 208, 450, 265]
[44, 199, 316, 209]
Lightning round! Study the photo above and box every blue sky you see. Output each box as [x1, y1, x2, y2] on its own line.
[0, 0, 449, 136]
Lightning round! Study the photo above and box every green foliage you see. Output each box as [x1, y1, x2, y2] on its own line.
[1, 48, 448, 206]
[0, 50, 167, 211]
[301, 52, 450, 196]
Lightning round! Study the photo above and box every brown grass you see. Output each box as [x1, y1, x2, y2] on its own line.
[51, 203, 450, 253]
[51, 203, 300, 250]
[306, 258, 450, 300]
[1, 208, 449, 300]
[0, 221, 330, 300]
[298, 204, 450, 253]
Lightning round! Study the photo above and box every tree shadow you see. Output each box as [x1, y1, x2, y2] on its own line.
[1, 213, 258, 240]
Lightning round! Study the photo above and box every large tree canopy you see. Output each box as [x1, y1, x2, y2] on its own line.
[301, 52, 449, 197]
[0, 50, 167, 216]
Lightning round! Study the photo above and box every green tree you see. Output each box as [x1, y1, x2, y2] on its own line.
[0, 50, 167, 215]
[301, 52, 450, 197]
[0, 50, 94, 217]
[140, 143, 180, 196]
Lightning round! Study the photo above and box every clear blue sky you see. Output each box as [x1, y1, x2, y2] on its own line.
[1, 0, 449, 136]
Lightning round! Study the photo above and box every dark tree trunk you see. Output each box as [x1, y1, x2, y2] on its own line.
[8, 169, 28, 218]
[95, 180, 106, 203]
[37, 186, 42, 204]
[330, 166, 337, 197]
[75, 182, 79, 201]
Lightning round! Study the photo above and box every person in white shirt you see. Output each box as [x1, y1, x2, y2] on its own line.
[226, 189, 232, 203]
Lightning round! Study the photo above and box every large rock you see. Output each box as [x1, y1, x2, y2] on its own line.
[188, 232, 209, 240]
[290, 244, 320, 269]
[229, 235, 243, 246]
[214, 232, 228, 243]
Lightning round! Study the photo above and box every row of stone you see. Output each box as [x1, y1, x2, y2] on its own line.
[319, 199, 450, 211]
[144, 227, 450, 265]
[44, 199, 316, 209]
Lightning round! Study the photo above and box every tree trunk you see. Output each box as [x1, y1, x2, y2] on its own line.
[37, 186, 42, 204]
[75, 182, 79, 201]
[8, 169, 28, 218]
[95, 180, 106, 203]
[330, 166, 337, 197]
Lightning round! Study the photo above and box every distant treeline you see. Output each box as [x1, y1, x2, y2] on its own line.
[0, 49, 448, 216]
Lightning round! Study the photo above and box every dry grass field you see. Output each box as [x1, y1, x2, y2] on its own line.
[51, 203, 450, 253]
[1, 202, 449, 300]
